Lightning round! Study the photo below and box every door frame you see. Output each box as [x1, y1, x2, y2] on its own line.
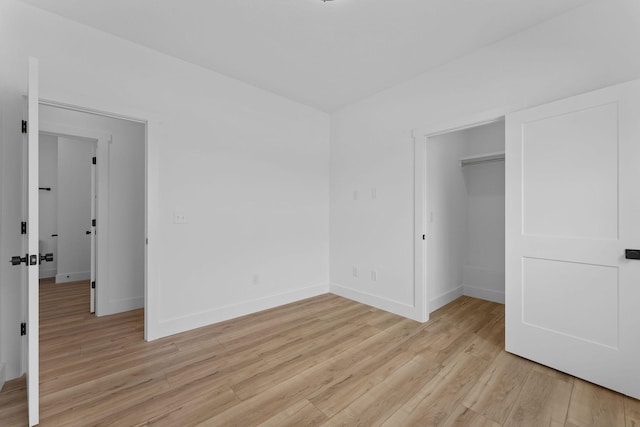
[37, 99, 148, 324]
[412, 107, 512, 321]
[38, 125, 105, 312]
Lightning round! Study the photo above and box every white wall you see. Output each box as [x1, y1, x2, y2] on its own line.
[462, 123, 505, 304]
[330, 0, 640, 319]
[39, 133, 58, 278]
[0, 0, 330, 381]
[56, 136, 93, 283]
[0, 54, 27, 384]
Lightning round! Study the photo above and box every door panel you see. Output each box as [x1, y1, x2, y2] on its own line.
[522, 103, 618, 240]
[27, 57, 40, 426]
[506, 79, 640, 399]
[522, 257, 618, 348]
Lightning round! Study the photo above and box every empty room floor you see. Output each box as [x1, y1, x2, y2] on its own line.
[1, 281, 638, 426]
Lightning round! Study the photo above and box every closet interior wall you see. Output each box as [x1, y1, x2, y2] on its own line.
[427, 121, 505, 312]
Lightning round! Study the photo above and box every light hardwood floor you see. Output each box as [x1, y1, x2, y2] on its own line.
[1, 279, 638, 426]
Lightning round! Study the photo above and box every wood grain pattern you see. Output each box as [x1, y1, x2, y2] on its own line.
[463, 351, 533, 424]
[626, 396, 640, 427]
[442, 405, 501, 427]
[505, 368, 573, 427]
[0, 280, 637, 426]
[566, 379, 626, 427]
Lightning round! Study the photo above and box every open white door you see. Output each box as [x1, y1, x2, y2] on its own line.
[26, 57, 40, 426]
[90, 152, 96, 313]
[506, 79, 640, 399]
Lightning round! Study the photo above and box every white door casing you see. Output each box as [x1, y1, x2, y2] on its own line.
[506, 79, 640, 399]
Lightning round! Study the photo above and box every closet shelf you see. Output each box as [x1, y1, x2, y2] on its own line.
[460, 151, 505, 167]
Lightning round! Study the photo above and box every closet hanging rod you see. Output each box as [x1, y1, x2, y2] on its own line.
[460, 157, 505, 167]
[460, 151, 505, 167]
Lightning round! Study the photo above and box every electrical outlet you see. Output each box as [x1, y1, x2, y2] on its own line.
[353, 190, 359, 201]
[174, 211, 187, 224]
[352, 267, 358, 278]
[371, 271, 377, 281]
[371, 188, 377, 199]
[252, 274, 260, 285]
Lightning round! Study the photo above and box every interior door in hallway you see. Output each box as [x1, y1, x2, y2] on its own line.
[90, 151, 96, 313]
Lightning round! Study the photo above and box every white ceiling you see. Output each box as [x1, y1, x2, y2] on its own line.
[20, 0, 589, 112]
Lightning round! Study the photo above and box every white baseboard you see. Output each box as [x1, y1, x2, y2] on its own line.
[428, 286, 463, 313]
[154, 283, 330, 339]
[56, 271, 90, 283]
[97, 297, 145, 317]
[0, 362, 5, 391]
[39, 268, 57, 279]
[463, 285, 505, 304]
[461, 265, 505, 304]
[329, 283, 420, 321]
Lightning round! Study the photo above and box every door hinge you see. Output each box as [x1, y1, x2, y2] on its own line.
[422, 234, 426, 240]
[21, 120, 27, 134]
[21, 221, 27, 235]
[91, 281, 96, 289]
[92, 157, 96, 165]
[20, 322, 26, 336]
[92, 219, 96, 227]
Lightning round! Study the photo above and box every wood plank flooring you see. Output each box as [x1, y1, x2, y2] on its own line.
[0, 279, 637, 426]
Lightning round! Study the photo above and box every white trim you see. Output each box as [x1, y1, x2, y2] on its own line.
[99, 296, 145, 317]
[55, 271, 90, 283]
[0, 362, 5, 391]
[414, 107, 514, 139]
[38, 268, 56, 279]
[462, 285, 505, 304]
[429, 286, 464, 313]
[143, 124, 150, 341]
[330, 283, 422, 321]
[39, 98, 147, 124]
[96, 135, 111, 317]
[151, 284, 330, 340]
[412, 131, 428, 322]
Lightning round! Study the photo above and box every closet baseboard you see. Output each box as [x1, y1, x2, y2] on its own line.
[429, 286, 463, 313]
[330, 283, 419, 321]
[39, 268, 57, 279]
[0, 362, 5, 391]
[463, 285, 505, 304]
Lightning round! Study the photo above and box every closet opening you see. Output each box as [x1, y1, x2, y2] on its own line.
[423, 119, 506, 314]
